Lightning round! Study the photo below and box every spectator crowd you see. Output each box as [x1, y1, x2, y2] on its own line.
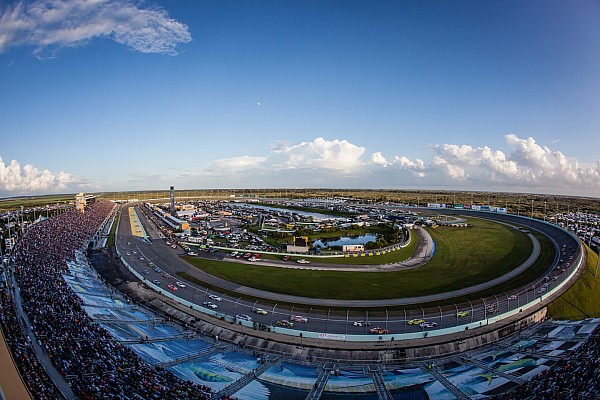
[496, 326, 600, 399]
[0, 285, 58, 399]
[8, 201, 214, 399]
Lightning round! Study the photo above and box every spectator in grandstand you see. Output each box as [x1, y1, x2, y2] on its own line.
[10, 201, 214, 399]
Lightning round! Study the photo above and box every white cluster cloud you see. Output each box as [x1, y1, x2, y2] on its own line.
[0, 0, 191, 55]
[211, 156, 267, 173]
[0, 157, 76, 194]
[370, 152, 426, 177]
[207, 135, 600, 195]
[428, 134, 600, 189]
[274, 137, 365, 171]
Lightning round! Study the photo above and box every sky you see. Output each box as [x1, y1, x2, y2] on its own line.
[0, 0, 599, 198]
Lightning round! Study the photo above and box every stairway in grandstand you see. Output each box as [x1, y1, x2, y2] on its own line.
[365, 365, 393, 400]
[154, 344, 230, 368]
[417, 362, 470, 400]
[211, 356, 280, 400]
[96, 317, 168, 325]
[305, 362, 336, 400]
[120, 332, 197, 345]
[82, 303, 139, 311]
[457, 356, 524, 384]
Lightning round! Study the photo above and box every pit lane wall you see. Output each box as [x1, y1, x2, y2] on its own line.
[115, 207, 585, 343]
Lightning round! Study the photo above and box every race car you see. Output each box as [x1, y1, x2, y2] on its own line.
[353, 320, 371, 327]
[202, 301, 218, 309]
[236, 314, 253, 322]
[408, 319, 425, 325]
[252, 308, 268, 315]
[369, 327, 389, 334]
[290, 315, 308, 323]
[275, 320, 294, 328]
[456, 311, 469, 317]
[167, 284, 178, 291]
[419, 321, 438, 329]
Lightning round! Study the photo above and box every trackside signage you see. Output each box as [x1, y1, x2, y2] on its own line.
[318, 333, 346, 341]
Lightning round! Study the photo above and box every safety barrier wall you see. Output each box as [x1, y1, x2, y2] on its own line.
[115, 205, 586, 342]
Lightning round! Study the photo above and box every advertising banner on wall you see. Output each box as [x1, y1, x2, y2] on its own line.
[318, 333, 346, 341]
[427, 203, 447, 209]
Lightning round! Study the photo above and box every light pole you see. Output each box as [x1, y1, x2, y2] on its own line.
[544, 201, 547, 222]
[531, 199, 534, 218]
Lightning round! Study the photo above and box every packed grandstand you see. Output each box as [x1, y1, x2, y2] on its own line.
[0, 199, 599, 399]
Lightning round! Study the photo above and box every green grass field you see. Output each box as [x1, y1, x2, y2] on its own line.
[547, 246, 600, 319]
[183, 217, 535, 300]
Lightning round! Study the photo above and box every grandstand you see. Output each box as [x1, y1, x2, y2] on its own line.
[1, 201, 599, 399]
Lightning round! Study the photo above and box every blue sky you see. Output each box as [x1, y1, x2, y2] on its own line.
[0, 0, 599, 197]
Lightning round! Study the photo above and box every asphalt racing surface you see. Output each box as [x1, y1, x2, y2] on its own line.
[114, 203, 582, 337]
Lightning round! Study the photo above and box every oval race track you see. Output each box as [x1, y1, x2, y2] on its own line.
[115, 203, 584, 341]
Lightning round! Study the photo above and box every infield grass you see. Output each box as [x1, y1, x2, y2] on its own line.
[183, 218, 533, 300]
